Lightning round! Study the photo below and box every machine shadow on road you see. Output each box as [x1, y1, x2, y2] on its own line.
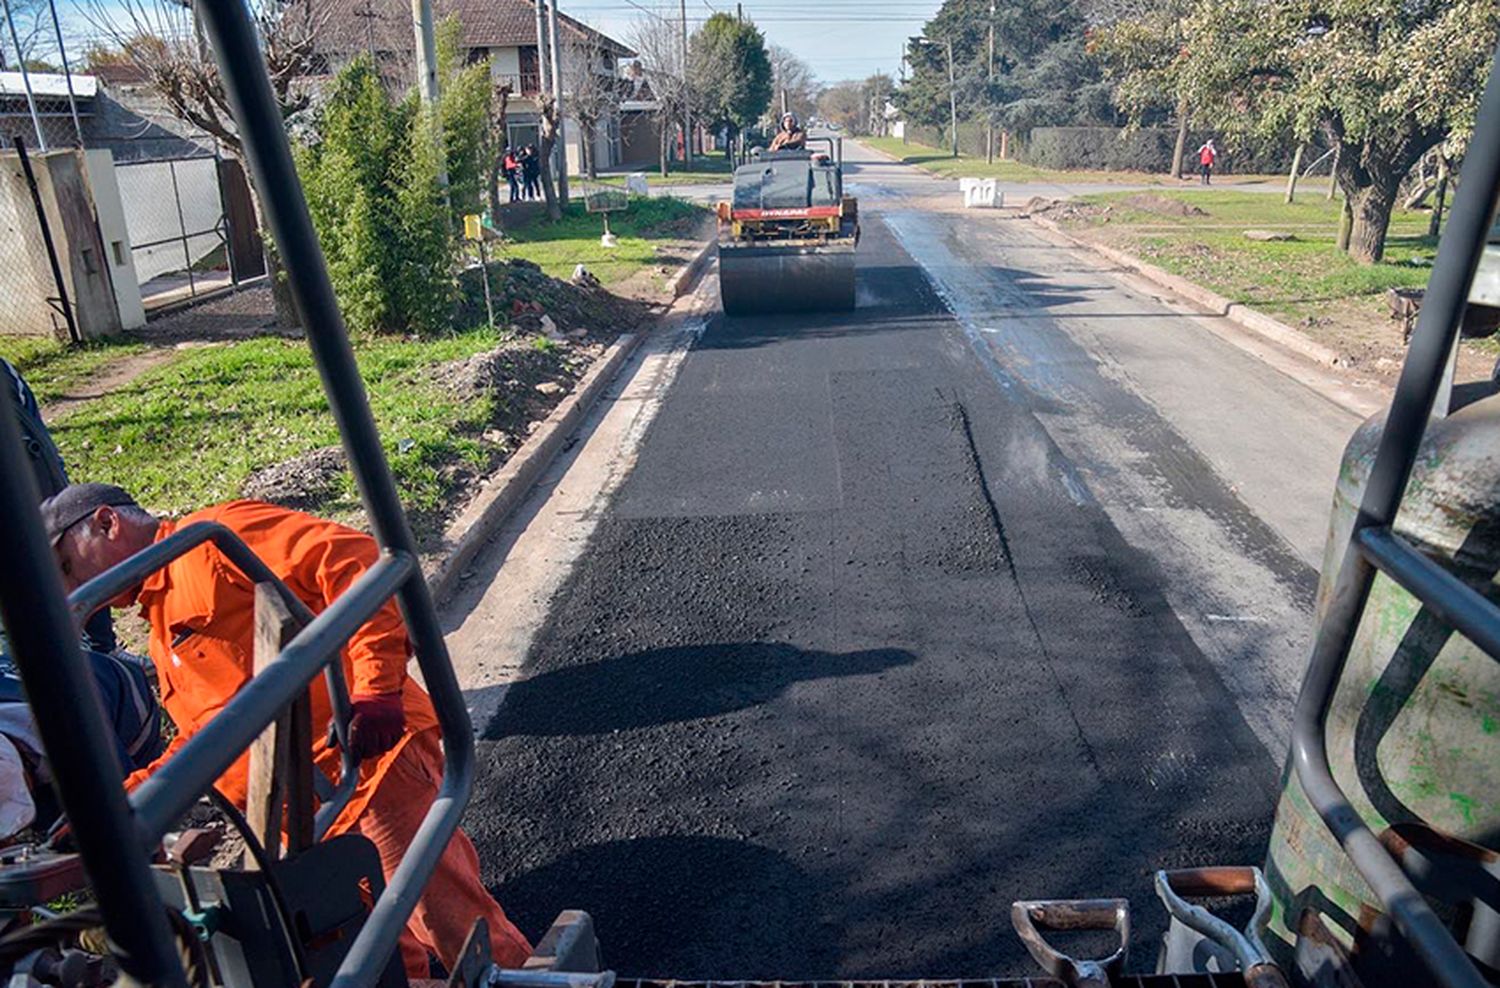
[494, 835, 842, 978]
[486, 642, 917, 739]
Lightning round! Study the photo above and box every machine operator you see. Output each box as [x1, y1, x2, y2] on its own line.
[769, 112, 807, 151]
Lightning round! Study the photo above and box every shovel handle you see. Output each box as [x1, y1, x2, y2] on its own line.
[1011, 898, 1129, 988]
[1160, 866, 1260, 898]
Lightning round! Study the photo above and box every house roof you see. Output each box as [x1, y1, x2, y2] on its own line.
[0, 71, 97, 100]
[308, 0, 633, 59]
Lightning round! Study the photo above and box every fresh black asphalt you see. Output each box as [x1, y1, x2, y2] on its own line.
[465, 214, 1280, 979]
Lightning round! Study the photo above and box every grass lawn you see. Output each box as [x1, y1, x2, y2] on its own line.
[1, 195, 709, 543]
[2, 335, 150, 406]
[861, 136, 1332, 192]
[38, 327, 525, 542]
[1067, 189, 1434, 321]
[590, 154, 734, 188]
[498, 195, 709, 286]
[1051, 188, 1497, 372]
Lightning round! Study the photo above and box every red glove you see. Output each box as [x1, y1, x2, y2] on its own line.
[348, 693, 406, 760]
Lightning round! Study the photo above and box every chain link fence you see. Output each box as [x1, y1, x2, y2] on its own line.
[114, 155, 234, 309]
[0, 143, 79, 341]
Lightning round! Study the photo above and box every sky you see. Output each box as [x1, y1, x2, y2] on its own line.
[553, 0, 942, 83]
[37, 0, 940, 88]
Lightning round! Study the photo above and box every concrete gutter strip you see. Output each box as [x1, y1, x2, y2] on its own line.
[428, 238, 716, 604]
[673, 239, 716, 298]
[1029, 214, 1346, 368]
[427, 331, 643, 603]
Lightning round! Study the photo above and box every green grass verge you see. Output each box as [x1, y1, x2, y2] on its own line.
[0, 335, 150, 406]
[591, 154, 734, 187]
[499, 195, 707, 285]
[1066, 189, 1438, 334]
[44, 328, 514, 539]
[861, 136, 1332, 191]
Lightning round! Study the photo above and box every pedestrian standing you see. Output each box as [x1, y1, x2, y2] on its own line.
[1197, 139, 1217, 185]
[522, 145, 541, 200]
[503, 147, 521, 203]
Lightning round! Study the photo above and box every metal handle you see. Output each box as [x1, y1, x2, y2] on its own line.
[1155, 866, 1281, 982]
[1010, 897, 1129, 988]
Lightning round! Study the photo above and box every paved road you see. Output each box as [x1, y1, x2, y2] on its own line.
[456, 142, 1364, 979]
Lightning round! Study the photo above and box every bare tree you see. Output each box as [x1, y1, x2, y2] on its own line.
[82, 0, 322, 155]
[628, 12, 692, 177]
[0, 0, 52, 70]
[563, 31, 623, 180]
[82, 0, 325, 325]
[537, 91, 563, 220]
[765, 45, 818, 128]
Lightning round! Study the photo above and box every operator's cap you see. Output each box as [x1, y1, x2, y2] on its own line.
[38, 483, 139, 546]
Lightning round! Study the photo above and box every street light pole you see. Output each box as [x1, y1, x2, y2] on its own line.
[916, 38, 958, 158]
[944, 40, 957, 158]
[986, 0, 995, 163]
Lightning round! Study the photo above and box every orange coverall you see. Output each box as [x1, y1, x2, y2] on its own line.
[125, 500, 530, 976]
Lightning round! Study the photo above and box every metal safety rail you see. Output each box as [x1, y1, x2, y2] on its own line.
[1289, 43, 1500, 988]
[0, 0, 481, 984]
[66, 521, 360, 841]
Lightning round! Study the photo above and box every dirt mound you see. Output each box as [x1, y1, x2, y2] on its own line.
[1026, 197, 1112, 222]
[1122, 193, 1208, 218]
[241, 445, 348, 510]
[457, 258, 651, 340]
[430, 337, 578, 404]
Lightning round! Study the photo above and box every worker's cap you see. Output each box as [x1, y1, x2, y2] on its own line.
[38, 483, 139, 546]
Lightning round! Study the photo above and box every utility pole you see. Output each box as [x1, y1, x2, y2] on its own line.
[986, 0, 995, 163]
[45, 0, 82, 144]
[355, 0, 378, 59]
[534, 0, 549, 96]
[410, 0, 449, 189]
[547, 0, 568, 204]
[946, 41, 956, 158]
[680, 0, 692, 166]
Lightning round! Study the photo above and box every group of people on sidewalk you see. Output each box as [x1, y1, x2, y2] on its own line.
[502, 144, 544, 203]
[2, 357, 532, 978]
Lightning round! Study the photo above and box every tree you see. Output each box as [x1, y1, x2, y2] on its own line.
[1163, 0, 1498, 262]
[895, 0, 1110, 144]
[818, 80, 865, 134]
[434, 16, 494, 223]
[818, 74, 894, 136]
[295, 56, 455, 335]
[82, 0, 324, 326]
[628, 13, 694, 176]
[765, 45, 820, 127]
[564, 31, 625, 179]
[0, 0, 50, 71]
[1089, 0, 1195, 175]
[688, 12, 772, 145]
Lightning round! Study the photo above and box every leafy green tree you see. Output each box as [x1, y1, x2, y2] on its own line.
[896, 0, 1109, 139]
[296, 56, 455, 335]
[435, 16, 495, 224]
[1089, 0, 1194, 175]
[689, 13, 773, 143]
[392, 102, 458, 335]
[1162, 0, 1498, 262]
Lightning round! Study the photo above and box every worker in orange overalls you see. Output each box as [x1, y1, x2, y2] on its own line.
[40, 483, 532, 978]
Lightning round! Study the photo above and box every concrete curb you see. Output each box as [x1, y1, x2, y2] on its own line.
[1028, 214, 1346, 368]
[427, 331, 644, 603]
[673, 239, 716, 298]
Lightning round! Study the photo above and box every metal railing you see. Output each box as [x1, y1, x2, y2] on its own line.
[0, 0, 483, 982]
[1288, 43, 1500, 988]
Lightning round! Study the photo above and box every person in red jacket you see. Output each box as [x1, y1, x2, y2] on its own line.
[42, 483, 531, 979]
[1197, 139, 1217, 185]
[503, 147, 521, 203]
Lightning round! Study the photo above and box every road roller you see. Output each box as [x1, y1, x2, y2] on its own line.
[716, 137, 859, 314]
